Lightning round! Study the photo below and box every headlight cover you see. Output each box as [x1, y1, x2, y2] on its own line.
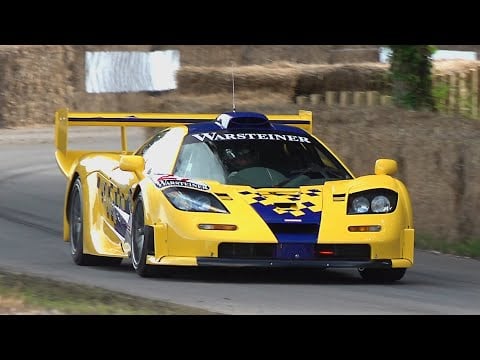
[163, 187, 229, 213]
[347, 189, 398, 214]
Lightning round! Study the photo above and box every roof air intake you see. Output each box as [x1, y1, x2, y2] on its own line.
[215, 112, 271, 130]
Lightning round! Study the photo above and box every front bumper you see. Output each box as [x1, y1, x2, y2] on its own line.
[196, 258, 394, 268]
[146, 256, 412, 269]
[146, 224, 414, 269]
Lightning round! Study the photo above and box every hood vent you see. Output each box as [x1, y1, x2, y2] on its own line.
[215, 193, 233, 200]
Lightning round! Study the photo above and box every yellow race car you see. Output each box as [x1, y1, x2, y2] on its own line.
[54, 108, 414, 282]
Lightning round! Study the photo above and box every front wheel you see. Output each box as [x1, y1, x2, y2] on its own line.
[131, 194, 154, 277]
[358, 268, 406, 283]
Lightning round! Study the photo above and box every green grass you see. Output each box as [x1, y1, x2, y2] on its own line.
[415, 234, 480, 259]
[0, 270, 219, 315]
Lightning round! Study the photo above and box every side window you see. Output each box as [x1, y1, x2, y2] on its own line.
[174, 145, 194, 177]
[174, 142, 226, 183]
[142, 127, 185, 175]
[135, 129, 168, 156]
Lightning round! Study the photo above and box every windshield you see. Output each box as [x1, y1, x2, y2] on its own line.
[173, 129, 353, 188]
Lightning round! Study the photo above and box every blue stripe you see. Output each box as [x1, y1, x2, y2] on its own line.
[187, 122, 222, 133]
[187, 121, 311, 135]
[274, 243, 316, 260]
[250, 202, 320, 244]
[274, 231, 318, 243]
[270, 124, 310, 135]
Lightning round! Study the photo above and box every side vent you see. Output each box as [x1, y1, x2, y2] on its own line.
[274, 202, 297, 210]
[333, 193, 346, 202]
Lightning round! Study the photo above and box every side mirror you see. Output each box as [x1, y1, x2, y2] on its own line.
[375, 158, 397, 176]
[119, 155, 144, 177]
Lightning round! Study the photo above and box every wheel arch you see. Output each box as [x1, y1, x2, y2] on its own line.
[64, 172, 81, 242]
[131, 181, 158, 225]
[132, 183, 142, 203]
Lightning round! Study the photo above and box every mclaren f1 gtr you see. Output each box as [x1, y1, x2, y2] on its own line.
[54, 108, 414, 282]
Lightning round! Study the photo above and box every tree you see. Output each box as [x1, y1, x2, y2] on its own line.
[389, 45, 436, 111]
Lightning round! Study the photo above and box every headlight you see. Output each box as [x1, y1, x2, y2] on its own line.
[163, 187, 229, 213]
[371, 195, 391, 213]
[347, 189, 397, 214]
[352, 196, 370, 213]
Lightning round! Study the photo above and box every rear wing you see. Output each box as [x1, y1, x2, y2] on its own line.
[54, 108, 313, 177]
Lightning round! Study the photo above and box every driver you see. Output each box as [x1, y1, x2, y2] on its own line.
[224, 146, 259, 173]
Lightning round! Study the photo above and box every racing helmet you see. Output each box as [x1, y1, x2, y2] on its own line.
[224, 145, 258, 170]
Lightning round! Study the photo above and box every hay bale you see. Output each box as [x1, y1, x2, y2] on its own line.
[0, 45, 77, 127]
[166, 45, 341, 66]
[294, 63, 390, 95]
[328, 48, 379, 64]
[177, 63, 300, 96]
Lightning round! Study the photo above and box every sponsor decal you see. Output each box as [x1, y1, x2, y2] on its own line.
[191, 132, 311, 143]
[112, 205, 129, 238]
[97, 175, 131, 237]
[153, 174, 210, 191]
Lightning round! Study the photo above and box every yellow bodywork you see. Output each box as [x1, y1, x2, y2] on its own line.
[54, 108, 414, 272]
[140, 177, 414, 267]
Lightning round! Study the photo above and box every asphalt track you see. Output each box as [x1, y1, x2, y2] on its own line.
[1, 126, 480, 314]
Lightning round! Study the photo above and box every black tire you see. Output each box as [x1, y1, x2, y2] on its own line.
[131, 194, 155, 277]
[69, 178, 122, 266]
[358, 267, 406, 283]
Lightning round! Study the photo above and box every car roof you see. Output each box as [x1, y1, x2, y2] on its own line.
[186, 111, 309, 136]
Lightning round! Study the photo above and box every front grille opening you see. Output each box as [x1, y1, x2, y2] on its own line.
[219, 243, 275, 259]
[218, 243, 371, 261]
[314, 244, 370, 261]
